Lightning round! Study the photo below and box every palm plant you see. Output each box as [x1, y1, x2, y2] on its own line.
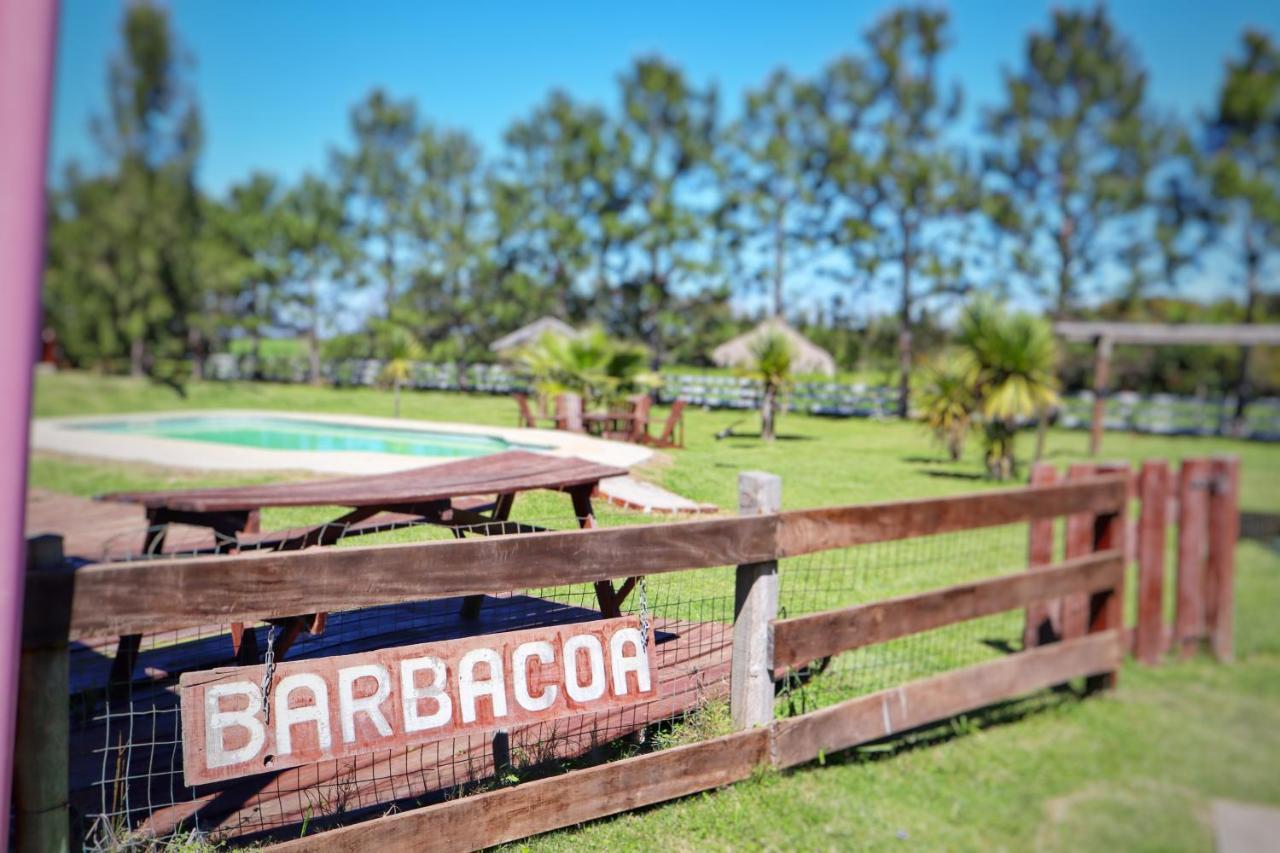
[917, 355, 975, 461]
[517, 327, 655, 410]
[374, 321, 424, 418]
[749, 331, 794, 442]
[955, 297, 1060, 480]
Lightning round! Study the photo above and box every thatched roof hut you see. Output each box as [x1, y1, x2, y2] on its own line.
[711, 319, 837, 377]
[489, 317, 579, 355]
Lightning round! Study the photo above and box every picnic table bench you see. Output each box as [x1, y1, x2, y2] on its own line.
[100, 451, 633, 681]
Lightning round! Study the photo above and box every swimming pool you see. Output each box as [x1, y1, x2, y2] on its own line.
[72, 415, 549, 460]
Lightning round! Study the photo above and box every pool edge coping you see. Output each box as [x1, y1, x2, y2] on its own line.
[31, 409, 655, 475]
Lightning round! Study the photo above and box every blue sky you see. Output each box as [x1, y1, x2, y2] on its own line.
[48, 0, 1280, 318]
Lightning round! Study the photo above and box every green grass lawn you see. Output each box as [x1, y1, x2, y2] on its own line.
[29, 372, 1280, 850]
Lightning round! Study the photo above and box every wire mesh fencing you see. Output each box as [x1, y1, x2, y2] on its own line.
[65, 497, 1112, 847]
[69, 526, 740, 846]
[773, 521, 1036, 718]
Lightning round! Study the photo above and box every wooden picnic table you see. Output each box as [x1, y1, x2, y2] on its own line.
[99, 450, 634, 680]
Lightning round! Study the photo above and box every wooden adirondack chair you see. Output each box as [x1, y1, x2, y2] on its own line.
[514, 393, 538, 428]
[628, 394, 653, 444]
[645, 399, 686, 448]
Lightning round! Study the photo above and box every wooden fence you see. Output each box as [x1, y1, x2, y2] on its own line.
[1022, 456, 1240, 666]
[13, 459, 1239, 851]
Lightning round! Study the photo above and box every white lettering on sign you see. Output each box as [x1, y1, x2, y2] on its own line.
[180, 616, 658, 786]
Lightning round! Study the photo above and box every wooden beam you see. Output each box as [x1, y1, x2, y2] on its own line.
[731, 472, 781, 730]
[1086, 507, 1125, 691]
[772, 630, 1124, 769]
[270, 728, 770, 853]
[1134, 460, 1169, 665]
[1205, 456, 1240, 663]
[771, 550, 1124, 672]
[1023, 463, 1061, 649]
[28, 477, 1128, 643]
[1054, 321, 1280, 347]
[1061, 464, 1098, 640]
[1175, 459, 1212, 657]
[30, 513, 778, 642]
[774, 476, 1127, 557]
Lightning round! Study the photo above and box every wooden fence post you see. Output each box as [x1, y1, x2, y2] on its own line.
[1061, 463, 1098, 640]
[731, 472, 780, 731]
[1205, 456, 1240, 663]
[1086, 502, 1125, 692]
[14, 535, 70, 853]
[1134, 460, 1170, 665]
[1023, 462, 1060, 649]
[1175, 458, 1212, 658]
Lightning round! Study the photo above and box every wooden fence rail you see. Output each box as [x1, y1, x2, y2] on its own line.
[772, 550, 1124, 672]
[1021, 456, 1238, 666]
[24, 476, 1128, 645]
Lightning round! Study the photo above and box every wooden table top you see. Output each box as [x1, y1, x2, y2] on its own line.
[100, 451, 628, 514]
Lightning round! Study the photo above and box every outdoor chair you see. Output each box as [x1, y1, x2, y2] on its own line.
[644, 398, 686, 448]
[514, 393, 539, 428]
[628, 393, 653, 444]
[514, 392, 559, 429]
[555, 392, 585, 433]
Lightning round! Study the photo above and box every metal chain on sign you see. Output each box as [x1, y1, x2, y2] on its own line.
[260, 624, 277, 724]
[637, 576, 651, 651]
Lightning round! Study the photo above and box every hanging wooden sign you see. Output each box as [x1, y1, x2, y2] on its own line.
[179, 616, 656, 786]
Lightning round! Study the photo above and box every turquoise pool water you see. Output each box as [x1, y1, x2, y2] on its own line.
[74, 415, 547, 460]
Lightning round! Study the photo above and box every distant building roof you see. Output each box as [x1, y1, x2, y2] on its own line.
[489, 317, 580, 353]
[711, 319, 837, 377]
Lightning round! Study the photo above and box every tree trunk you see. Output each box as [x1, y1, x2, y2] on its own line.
[1054, 181, 1075, 320]
[773, 204, 785, 319]
[249, 286, 263, 381]
[1033, 408, 1049, 462]
[760, 383, 776, 441]
[896, 220, 913, 419]
[188, 328, 205, 381]
[647, 249, 664, 371]
[383, 238, 397, 320]
[1232, 234, 1260, 435]
[393, 377, 402, 418]
[308, 282, 322, 386]
[129, 337, 144, 378]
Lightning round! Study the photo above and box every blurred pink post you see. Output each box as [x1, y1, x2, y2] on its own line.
[0, 0, 59, 842]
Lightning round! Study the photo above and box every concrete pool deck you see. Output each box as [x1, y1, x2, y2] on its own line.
[31, 410, 717, 515]
[32, 409, 656, 474]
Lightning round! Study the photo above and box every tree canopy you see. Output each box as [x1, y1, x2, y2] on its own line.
[43, 2, 1280, 403]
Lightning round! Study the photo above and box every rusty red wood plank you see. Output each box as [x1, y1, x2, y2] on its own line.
[270, 727, 770, 853]
[1060, 463, 1097, 640]
[1086, 505, 1125, 691]
[179, 617, 657, 786]
[1175, 458, 1212, 657]
[1023, 463, 1060, 649]
[1135, 460, 1169, 665]
[775, 475, 1128, 556]
[1205, 456, 1240, 663]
